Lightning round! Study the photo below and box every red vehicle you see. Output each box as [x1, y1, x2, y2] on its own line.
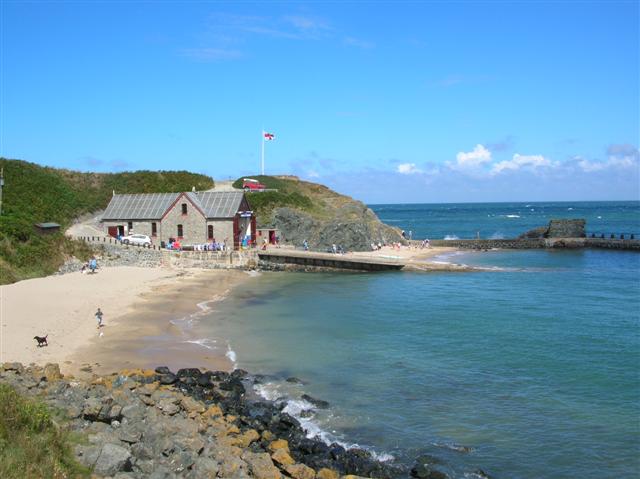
[242, 178, 266, 192]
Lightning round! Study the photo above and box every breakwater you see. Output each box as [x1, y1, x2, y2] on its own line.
[429, 237, 640, 251]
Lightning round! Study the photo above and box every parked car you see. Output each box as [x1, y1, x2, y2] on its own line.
[242, 178, 266, 192]
[121, 233, 152, 246]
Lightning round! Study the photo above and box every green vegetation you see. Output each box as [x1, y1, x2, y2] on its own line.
[233, 175, 358, 225]
[0, 383, 89, 478]
[0, 158, 214, 284]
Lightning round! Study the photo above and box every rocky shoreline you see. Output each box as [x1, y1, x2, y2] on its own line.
[0, 362, 462, 479]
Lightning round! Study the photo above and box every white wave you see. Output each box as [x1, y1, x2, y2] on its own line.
[488, 232, 505, 239]
[225, 344, 237, 365]
[568, 207, 574, 210]
[505, 214, 520, 218]
[253, 381, 395, 463]
[245, 270, 262, 277]
[597, 216, 602, 219]
[184, 338, 217, 350]
[443, 235, 459, 240]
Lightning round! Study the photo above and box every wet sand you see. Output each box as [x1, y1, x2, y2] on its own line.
[69, 269, 250, 378]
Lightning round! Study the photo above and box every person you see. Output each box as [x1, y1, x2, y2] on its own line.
[89, 257, 97, 273]
[81, 263, 88, 274]
[409, 230, 413, 240]
[95, 308, 104, 328]
[331, 244, 337, 254]
[262, 238, 268, 250]
[401, 230, 406, 239]
[303, 239, 309, 251]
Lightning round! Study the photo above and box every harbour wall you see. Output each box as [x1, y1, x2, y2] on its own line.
[429, 238, 640, 251]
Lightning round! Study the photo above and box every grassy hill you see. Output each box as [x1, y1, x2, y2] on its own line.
[0, 158, 214, 284]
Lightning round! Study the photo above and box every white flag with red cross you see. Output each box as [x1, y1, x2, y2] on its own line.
[263, 132, 275, 141]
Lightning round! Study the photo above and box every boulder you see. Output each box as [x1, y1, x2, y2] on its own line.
[242, 451, 281, 479]
[272, 448, 296, 466]
[285, 463, 317, 479]
[93, 443, 132, 476]
[301, 394, 330, 409]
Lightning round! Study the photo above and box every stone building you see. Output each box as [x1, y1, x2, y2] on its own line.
[101, 191, 255, 250]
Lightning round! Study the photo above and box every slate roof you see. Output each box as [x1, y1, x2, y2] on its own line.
[186, 191, 245, 219]
[101, 191, 246, 220]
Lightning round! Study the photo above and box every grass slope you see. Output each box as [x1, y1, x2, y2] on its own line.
[232, 175, 360, 225]
[0, 383, 89, 478]
[0, 158, 214, 284]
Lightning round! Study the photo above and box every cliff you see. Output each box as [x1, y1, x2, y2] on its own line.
[235, 176, 403, 251]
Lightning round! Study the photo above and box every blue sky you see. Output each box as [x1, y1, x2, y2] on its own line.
[2, 1, 639, 203]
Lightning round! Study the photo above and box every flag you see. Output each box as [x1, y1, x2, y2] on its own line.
[263, 132, 275, 141]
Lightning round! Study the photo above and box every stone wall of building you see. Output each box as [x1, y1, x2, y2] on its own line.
[161, 197, 207, 245]
[206, 219, 234, 245]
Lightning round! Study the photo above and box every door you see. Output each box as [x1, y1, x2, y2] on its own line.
[107, 226, 118, 238]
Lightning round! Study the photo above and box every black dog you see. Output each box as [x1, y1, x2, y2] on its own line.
[34, 335, 48, 347]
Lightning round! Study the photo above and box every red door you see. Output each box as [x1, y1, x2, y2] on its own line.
[108, 226, 118, 238]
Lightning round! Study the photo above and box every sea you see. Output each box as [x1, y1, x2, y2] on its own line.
[184, 201, 640, 479]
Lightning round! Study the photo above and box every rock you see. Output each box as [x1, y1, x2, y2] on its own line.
[272, 448, 295, 466]
[234, 429, 260, 447]
[93, 443, 132, 476]
[176, 368, 202, 381]
[130, 442, 154, 460]
[155, 366, 171, 375]
[218, 455, 250, 478]
[82, 397, 104, 421]
[242, 451, 281, 479]
[285, 463, 317, 479]
[181, 395, 206, 414]
[157, 398, 181, 415]
[3, 362, 25, 373]
[158, 373, 177, 385]
[411, 461, 449, 479]
[121, 403, 146, 422]
[301, 394, 330, 409]
[269, 439, 290, 452]
[118, 427, 142, 444]
[286, 377, 304, 384]
[192, 457, 220, 478]
[168, 450, 197, 473]
[317, 468, 340, 479]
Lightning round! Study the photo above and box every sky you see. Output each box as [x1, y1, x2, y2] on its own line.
[1, 1, 639, 204]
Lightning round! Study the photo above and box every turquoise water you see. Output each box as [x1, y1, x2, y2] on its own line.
[188, 202, 640, 478]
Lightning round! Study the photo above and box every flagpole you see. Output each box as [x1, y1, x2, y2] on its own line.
[261, 129, 265, 175]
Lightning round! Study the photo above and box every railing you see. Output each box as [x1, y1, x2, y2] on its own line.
[587, 232, 637, 240]
[75, 235, 163, 250]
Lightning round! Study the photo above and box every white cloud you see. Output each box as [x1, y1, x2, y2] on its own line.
[491, 153, 551, 175]
[397, 163, 422, 174]
[449, 144, 492, 171]
[576, 147, 639, 172]
[307, 170, 320, 178]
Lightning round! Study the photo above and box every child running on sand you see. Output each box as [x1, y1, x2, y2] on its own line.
[95, 308, 103, 328]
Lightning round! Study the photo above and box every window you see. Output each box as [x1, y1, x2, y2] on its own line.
[151, 222, 157, 236]
[181, 203, 188, 215]
[208, 225, 214, 239]
[128, 221, 133, 231]
[177, 224, 183, 238]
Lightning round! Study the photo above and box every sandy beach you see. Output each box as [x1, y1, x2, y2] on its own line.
[0, 266, 247, 376]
